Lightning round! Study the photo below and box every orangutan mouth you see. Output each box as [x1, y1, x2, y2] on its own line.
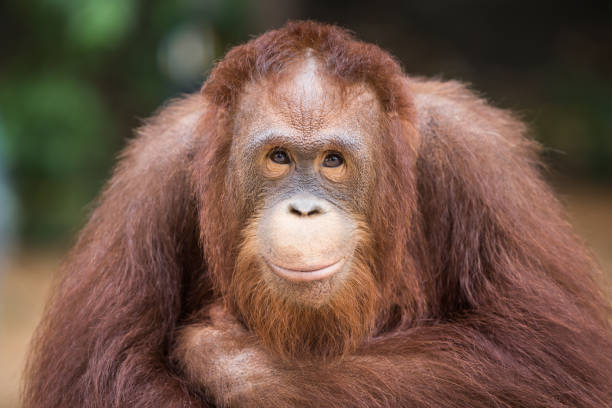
[264, 258, 346, 282]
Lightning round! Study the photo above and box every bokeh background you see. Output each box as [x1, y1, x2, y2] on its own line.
[1, 1, 610, 406]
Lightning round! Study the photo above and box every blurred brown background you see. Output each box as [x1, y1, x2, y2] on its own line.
[1, 1, 611, 406]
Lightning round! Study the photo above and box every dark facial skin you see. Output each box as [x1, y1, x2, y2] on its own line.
[228, 56, 383, 303]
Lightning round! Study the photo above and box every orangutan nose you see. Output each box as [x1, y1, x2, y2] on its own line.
[288, 196, 326, 217]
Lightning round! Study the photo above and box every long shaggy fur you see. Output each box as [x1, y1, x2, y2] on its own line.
[23, 21, 611, 408]
[229, 218, 378, 360]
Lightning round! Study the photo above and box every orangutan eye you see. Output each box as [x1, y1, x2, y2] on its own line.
[322, 152, 344, 168]
[270, 149, 291, 165]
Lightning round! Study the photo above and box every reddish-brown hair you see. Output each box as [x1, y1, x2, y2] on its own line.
[24, 21, 611, 407]
[203, 20, 413, 116]
[196, 21, 421, 335]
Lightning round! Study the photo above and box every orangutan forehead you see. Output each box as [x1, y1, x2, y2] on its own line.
[234, 56, 382, 140]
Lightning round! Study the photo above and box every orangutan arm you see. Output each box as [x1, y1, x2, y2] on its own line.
[174, 303, 611, 408]
[173, 305, 464, 408]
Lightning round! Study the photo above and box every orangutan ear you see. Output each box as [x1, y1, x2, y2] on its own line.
[408, 78, 591, 314]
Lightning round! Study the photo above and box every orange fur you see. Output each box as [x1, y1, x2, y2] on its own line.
[228, 217, 378, 360]
[23, 21, 611, 408]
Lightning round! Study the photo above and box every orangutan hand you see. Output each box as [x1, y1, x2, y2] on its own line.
[173, 304, 287, 408]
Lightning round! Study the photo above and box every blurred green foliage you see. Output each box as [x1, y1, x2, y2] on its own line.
[0, 0, 610, 246]
[536, 70, 612, 178]
[0, 0, 250, 245]
[1, 75, 116, 241]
